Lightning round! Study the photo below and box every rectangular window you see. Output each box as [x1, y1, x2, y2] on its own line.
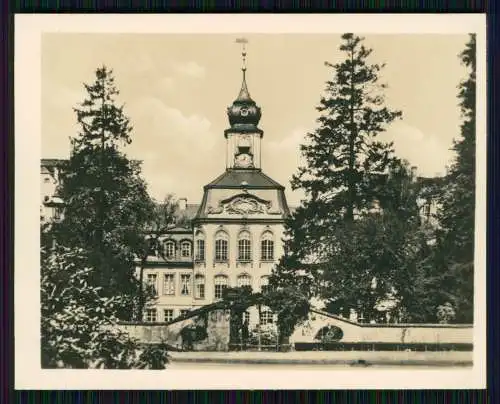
[165, 242, 175, 259]
[261, 240, 274, 261]
[181, 242, 191, 258]
[196, 239, 205, 261]
[180, 274, 191, 296]
[180, 309, 190, 318]
[195, 276, 205, 299]
[163, 274, 175, 295]
[259, 310, 274, 325]
[214, 284, 227, 299]
[243, 311, 250, 324]
[164, 309, 174, 322]
[146, 273, 158, 295]
[54, 207, 63, 220]
[238, 239, 251, 261]
[144, 308, 157, 322]
[214, 276, 228, 299]
[215, 240, 228, 261]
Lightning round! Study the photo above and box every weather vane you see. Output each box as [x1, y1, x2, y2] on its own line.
[235, 37, 248, 71]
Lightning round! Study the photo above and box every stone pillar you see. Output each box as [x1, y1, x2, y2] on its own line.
[206, 309, 231, 351]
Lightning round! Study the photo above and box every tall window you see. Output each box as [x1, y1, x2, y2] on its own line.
[146, 273, 158, 295]
[54, 207, 62, 220]
[180, 274, 191, 296]
[237, 274, 251, 288]
[260, 308, 274, 325]
[196, 239, 205, 261]
[261, 232, 274, 261]
[165, 241, 175, 259]
[214, 275, 228, 299]
[181, 241, 192, 258]
[215, 231, 229, 262]
[144, 308, 157, 322]
[180, 309, 190, 318]
[163, 274, 175, 295]
[164, 309, 174, 322]
[260, 276, 270, 293]
[195, 274, 205, 299]
[238, 231, 251, 261]
[243, 311, 250, 324]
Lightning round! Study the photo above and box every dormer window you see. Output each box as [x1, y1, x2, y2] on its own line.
[165, 241, 175, 259]
[181, 241, 192, 258]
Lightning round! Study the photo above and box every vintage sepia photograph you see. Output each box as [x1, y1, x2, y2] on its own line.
[15, 14, 486, 389]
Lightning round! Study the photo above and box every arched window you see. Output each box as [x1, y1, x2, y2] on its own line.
[165, 240, 175, 259]
[195, 232, 206, 261]
[237, 274, 251, 288]
[180, 240, 192, 258]
[195, 274, 205, 299]
[260, 231, 274, 261]
[238, 231, 251, 261]
[214, 275, 228, 299]
[260, 275, 270, 293]
[215, 231, 229, 262]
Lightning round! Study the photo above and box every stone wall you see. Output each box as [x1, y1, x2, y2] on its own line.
[290, 310, 473, 345]
[115, 309, 231, 351]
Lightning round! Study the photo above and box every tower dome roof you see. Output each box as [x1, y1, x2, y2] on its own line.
[226, 69, 262, 129]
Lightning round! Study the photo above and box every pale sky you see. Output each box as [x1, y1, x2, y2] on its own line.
[41, 33, 469, 206]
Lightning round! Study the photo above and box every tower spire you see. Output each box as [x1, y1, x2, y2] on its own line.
[235, 37, 251, 101]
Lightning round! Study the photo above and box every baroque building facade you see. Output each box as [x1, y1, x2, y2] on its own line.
[139, 65, 289, 329]
[40, 58, 442, 329]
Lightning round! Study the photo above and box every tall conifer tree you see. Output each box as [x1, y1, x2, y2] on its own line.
[271, 34, 403, 321]
[436, 34, 476, 323]
[53, 66, 153, 320]
[289, 34, 402, 263]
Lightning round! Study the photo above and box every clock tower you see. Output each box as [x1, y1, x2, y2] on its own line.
[225, 40, 263, 170]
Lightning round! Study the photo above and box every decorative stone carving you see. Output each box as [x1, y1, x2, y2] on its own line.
[207, 205, 224, 214]
[225, 197, 269, 215]
[207, 193, 277, 216]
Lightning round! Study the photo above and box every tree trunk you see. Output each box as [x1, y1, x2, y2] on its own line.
[347, 47, 356, 222]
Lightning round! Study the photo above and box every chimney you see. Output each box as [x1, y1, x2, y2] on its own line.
[411, 166, 418, 181]
[179, 198, 187, 211]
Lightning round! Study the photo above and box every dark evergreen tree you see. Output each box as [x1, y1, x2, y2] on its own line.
[52, 66, 153, 320]
[435, 34, 476, 323]
[287, 34, 402, 267]
[274, 34, 403, 320]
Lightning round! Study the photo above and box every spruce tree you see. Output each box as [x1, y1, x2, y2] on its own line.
[436, 34, 476, 323]
[274, 34, 402, 320]
[289, 34, 402, 263]
[52, 66, 153, 320]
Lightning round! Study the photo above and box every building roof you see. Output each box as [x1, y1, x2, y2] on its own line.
[181, 204, 200, 220]
[205, 169, 284, 189]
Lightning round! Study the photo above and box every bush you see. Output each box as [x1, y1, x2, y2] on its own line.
[41, 246, 169, 369]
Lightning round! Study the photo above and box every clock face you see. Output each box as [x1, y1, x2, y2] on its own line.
[235, 153, 253, 168]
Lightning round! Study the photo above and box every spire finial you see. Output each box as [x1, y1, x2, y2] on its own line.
[236, 37, 248, 75]
[235, 37, 251, 101]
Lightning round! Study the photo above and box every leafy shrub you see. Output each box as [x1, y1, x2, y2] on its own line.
[41, 246, 169, 369]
